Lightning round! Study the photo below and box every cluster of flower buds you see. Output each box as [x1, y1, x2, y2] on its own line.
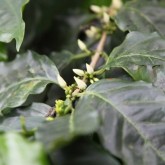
[85, 26, 99, 38]
[90, 5, 110, 23]
[55, 99, 70, 116]
[72, 63, 99, 90]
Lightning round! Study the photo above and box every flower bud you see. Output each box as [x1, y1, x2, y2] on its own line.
[86, 63, 94, 74]
[85, 26, 98, 38]
[112, 0, 123, 9]
[90, 5, 102, 13]
[57, 74, 67, 88]
[46, 117, 54, 121]
[78, 39, 87, 51]
[103, 12, 109, 24]
[73, 69, 85, 76]
[74, 76, 87, 90]
[94, 78, 99, 82]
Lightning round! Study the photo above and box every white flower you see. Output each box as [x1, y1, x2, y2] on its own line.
[73, 69, 85, 76]
[103, 12, 109, 24]
[90, 5, 102, 13]
[57, 74, 67, 88]
[77, 39, 87, 51]
[112, 0, 123, 9]
[86, 63, 94, 74]
[74, 77, 87, 90]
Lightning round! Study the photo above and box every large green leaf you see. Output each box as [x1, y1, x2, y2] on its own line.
[0, 103, 50, 131]
[0, 0, 29, 51]
[77, 79, 165, 165]
[106, 32, 165, 82]
[52, 137, 121, 165]
[0, 51, 59, 114]
[153, 65, 165, 91]
[36, 105, 99, 151]
[114, 1, 165, 36]
[0, 132, 49, 165]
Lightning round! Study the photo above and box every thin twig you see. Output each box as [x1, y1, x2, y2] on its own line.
[90, 32, 107, 69]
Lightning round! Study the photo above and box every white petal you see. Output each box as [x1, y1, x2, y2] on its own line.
[78, 39, 87, 51]
[57, 74, 67, 88]
[73, 69, 85, 76]
[74, 77, 87, 90]
[86, 63, 94, 74]
[90, 5, 101, 13]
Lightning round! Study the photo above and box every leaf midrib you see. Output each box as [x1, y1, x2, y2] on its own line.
[115, 53, 165, 63]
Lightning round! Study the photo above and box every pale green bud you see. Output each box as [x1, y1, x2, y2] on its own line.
[73, 69, 85, 76]
[57, 74, 67, 88]
[90, 5, 102, 13]
[85, 26, 98, 38]
[90, 79, 94, 84]
[74, 76, 87, 90]
[78, 39, 87, 51]
[46, 117, 54, 121]
[94, 78, 99, 82]
[103, 12, 109, 24]
[86, 63, 94, 74]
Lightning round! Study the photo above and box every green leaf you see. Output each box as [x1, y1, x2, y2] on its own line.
[78, 79, 165, 165]
[0, 103, 50, 131]
[153, 65, 165, 92]
[50, 51, 74, 71]
[0, 43, 7, 61]
[0, 0, 29, 51]
[36, 106, 99, 151]
[15, 103, 51, 117]
[106, 32, 165, 81]
[88, 0, 111, 6]
[0, 51, 59, 114]
[0, 132, 49, 165]
[114, 1, 165, 36]
[50, 51, 90, 72]
[52, 137, 121, 165]
[36, 115, 75, 151]
[0, 116, 45, 132]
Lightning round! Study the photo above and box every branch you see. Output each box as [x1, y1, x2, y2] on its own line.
[90, 31, 107, 69]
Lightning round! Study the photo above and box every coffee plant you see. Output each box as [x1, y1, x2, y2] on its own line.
[0, 0, 165, 164]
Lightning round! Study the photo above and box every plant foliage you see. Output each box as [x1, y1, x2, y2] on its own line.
[0, 0, 165, 165]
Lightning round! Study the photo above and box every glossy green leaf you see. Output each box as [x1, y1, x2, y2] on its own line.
[153, 65, 165, 92]
[36, 115, 75, 151]
[0, 116, 45, 132]
[0, 51, 59, 114]
[106, 32, 165, 81]
[15, 103, 51, 117]
[0, 103, 50, 131]
[114, 1, 165, 36]
[0, 132, 49, 165]
[36, 106, 99, 151]
[0, 0, 29, 51]
[77, 79, 165, 165]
